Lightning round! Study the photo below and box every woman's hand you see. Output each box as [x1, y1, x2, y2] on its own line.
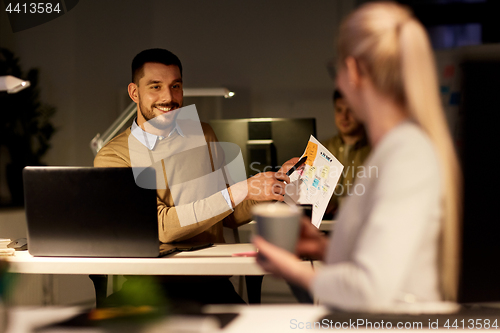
[253, 236, 316, 290]
[295, 217, 329, 260]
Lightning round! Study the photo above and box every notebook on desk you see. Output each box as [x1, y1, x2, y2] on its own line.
[23, 166, 212, 258]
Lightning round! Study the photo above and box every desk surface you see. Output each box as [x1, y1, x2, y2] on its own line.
[7, 243, 311, 276]
[238, 220, 335, 232]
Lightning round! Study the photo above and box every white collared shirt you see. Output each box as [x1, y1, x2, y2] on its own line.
[131, 119, 185, 150]
[130, 119, 232, 210]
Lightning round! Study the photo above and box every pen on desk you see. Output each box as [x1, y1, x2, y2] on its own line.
[286, 156, 308, 177]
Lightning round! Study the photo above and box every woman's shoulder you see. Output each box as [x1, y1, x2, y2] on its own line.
[371, 121, 441, 181]
[377, 121, 436, 159]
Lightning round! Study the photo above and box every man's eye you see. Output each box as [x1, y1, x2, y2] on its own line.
[172, 84, 182, 89]
[152, 85, 160, 89]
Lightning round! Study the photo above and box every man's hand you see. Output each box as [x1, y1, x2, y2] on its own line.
[276, 157, 301, 180]
[246, 171, 289, 202]
[228, 171, 290, 207]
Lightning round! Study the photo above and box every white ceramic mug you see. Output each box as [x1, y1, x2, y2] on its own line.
[252, 203, 302, 253]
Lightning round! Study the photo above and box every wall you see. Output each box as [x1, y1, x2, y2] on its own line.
[0, 0, 356, 167]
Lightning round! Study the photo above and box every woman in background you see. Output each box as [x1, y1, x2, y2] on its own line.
[254, 1, 461, 312]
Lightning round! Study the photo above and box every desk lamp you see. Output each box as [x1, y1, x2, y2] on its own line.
[90, 87, 234, 155]
[0, 75, 30, 94]
[0, 75, 31, 253]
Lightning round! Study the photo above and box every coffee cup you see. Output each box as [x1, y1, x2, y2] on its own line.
[252, 203, 302, 253]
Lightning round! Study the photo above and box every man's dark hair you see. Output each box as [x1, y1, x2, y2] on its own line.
[131, 48, 183, 84]
[333, 89, 343, 102]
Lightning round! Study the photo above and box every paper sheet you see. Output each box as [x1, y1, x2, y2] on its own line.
[284, 135, 343, 228]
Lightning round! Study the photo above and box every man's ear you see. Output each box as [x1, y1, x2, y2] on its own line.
[128, 82, 139, 103]
[345, 56, 362, 88]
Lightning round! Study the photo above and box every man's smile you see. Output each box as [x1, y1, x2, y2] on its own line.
[154, 104, 179, 113]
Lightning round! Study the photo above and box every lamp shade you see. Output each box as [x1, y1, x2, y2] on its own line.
[183, 88, 234, 98]
[0, 75, 31, 94]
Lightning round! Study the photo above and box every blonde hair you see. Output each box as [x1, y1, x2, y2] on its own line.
[338, 2, 462, 301]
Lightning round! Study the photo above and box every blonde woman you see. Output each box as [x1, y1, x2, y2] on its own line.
[254, 1, 461, 312]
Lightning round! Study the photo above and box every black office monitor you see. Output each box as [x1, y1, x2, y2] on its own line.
[209, 118, 316, 176]
[458, 59, 500, 303]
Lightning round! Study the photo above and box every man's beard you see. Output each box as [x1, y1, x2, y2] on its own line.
[139, 100, 181, 131]
[139, 101, 181, 122]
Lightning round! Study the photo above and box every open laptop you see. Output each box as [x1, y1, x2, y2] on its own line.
[23, 167, 211, 257]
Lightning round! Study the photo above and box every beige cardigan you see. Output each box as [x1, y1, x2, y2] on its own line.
[94, 122, 255, 243]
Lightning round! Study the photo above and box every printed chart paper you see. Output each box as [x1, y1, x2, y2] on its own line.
[284, 135, 343, 228]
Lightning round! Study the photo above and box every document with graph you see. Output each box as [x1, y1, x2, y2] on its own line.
[284, 135, 343, 228]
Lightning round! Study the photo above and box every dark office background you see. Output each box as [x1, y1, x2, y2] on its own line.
[2, 0, 499, 166]
[1, 0, 500, 304]
[0, 0, 356, 169]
